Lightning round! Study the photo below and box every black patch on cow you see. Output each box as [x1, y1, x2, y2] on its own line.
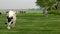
[11, 21, 13, 24]
[7, 16, 13, 22]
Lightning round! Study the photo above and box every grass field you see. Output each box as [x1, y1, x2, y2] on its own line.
[0, 11, 60, 34]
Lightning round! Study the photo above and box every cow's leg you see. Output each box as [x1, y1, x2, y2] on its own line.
[11, 16, 16, 28]
[11, 22, 15, 28]
[13, 15, 16, 27]
[7, 19, 13, 29]
[7, 22, 11, 29]
[11, 20, 16, 28]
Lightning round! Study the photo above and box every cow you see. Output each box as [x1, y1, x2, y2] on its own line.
[5, 10, 16, 29]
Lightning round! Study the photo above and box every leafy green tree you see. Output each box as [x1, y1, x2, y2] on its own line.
[36, 0, 56, 16]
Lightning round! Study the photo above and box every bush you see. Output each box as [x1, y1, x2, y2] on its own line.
[48, 10, 60, 15]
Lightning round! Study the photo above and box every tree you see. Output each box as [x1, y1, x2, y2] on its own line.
[49, 0, 60, 10]
[56, 0, 60, 10]
[36, 0, 56, 17]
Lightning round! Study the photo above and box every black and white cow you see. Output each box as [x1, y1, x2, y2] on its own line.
[6, 10, 16, 29]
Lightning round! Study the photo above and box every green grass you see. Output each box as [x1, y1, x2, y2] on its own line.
[0, 11, 60, 34]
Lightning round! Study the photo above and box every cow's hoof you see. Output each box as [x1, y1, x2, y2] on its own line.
[7, 27, 10, 30]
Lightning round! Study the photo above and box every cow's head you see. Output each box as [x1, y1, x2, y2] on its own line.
[6, 10, 16, 24]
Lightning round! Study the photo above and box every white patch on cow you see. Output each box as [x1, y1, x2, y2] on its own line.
[8, 11, 15, 17]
